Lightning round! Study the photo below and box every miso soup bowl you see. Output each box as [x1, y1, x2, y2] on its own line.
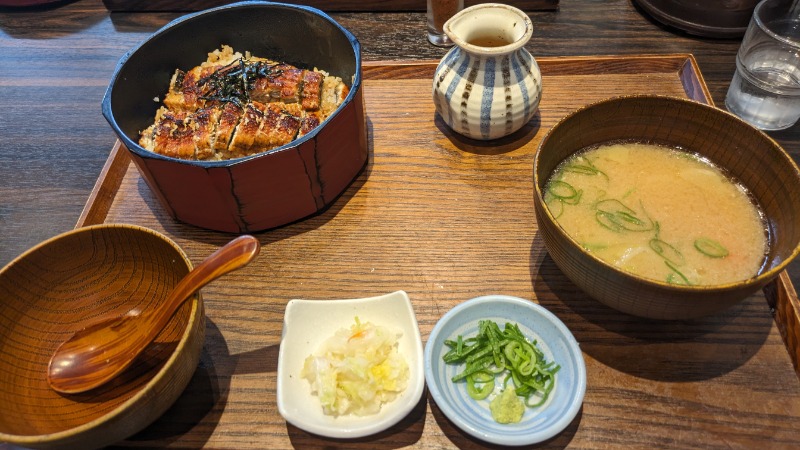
[102, 1, 367, 233]
[533, 95, 800, 320]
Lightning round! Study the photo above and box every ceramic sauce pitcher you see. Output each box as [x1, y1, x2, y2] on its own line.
[433, 3, 541, 140]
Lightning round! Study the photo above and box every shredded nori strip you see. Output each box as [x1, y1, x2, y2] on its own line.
[198, 58, 284, 106]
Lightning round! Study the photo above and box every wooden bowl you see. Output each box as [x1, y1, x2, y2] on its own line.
[102, 1, 367, 233]
[0, 224, 203, 449]
[533, 95, 800, 320]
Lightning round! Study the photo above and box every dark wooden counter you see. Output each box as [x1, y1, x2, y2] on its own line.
[0, 1, 798, 449]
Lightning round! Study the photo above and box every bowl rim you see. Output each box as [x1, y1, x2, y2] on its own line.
[424, 294, 587, 446]
[0, 223, 201, 445]
[533, 94, 800, 293]
[444, 3, 533, 56]
[101, 0, 363, 168]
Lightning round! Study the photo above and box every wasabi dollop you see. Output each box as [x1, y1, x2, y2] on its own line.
[490, 387, 525, 424]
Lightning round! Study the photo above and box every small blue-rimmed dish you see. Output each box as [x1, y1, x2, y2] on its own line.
[277, 291, 424, 438]
[424, 295, 586, 446]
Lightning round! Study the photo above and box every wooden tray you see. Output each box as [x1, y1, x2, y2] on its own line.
[102, 0, 559, 12]
[85, 55, 800, 448]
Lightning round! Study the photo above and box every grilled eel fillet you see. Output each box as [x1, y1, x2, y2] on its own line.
[139, 47, 349, 160]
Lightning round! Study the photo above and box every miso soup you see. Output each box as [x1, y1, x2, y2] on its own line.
[544, 142, 767, 285]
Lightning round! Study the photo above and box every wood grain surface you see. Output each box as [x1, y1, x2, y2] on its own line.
[100, 0, 560, 12]
[68, 58, 800, 449]
[1, 1, 799, 448]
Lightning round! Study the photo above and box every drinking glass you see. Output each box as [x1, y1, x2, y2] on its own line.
[427, 0, 464, 47]
[725, 0, 800, 131]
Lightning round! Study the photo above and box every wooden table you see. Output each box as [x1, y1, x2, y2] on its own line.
[1, 1, 799, 449]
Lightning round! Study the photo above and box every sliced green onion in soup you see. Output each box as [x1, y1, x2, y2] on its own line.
[694, 238, 729, 258]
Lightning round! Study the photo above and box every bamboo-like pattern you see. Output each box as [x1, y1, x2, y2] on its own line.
[432, 4, 542, 141]
[434, 49, 542, 140]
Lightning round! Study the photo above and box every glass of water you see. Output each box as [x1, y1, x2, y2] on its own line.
[427, 0, 464, 47]
[725, 0, 800, 131]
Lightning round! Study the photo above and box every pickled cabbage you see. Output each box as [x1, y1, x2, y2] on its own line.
[301, 317, 409, 416]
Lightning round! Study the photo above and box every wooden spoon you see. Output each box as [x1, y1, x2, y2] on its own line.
[47, 235, 260, 394]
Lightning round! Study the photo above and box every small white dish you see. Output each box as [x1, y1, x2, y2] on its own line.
[424, 295, 586, 446]
[277, 290, 424, 438]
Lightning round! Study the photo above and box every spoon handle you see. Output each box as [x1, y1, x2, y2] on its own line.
[150, 235, 260, 337]
[47, 235, 261, 394]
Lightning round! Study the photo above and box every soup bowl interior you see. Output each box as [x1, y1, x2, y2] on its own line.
[534, 95, 800, 320]
[0, 224, 203, 449]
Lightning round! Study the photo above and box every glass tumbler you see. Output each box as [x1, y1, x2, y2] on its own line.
[724, 0, 800, 131]
[427, 0, 465, 47]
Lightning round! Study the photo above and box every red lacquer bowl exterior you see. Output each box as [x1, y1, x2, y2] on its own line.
[102, 1, 367, 233]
